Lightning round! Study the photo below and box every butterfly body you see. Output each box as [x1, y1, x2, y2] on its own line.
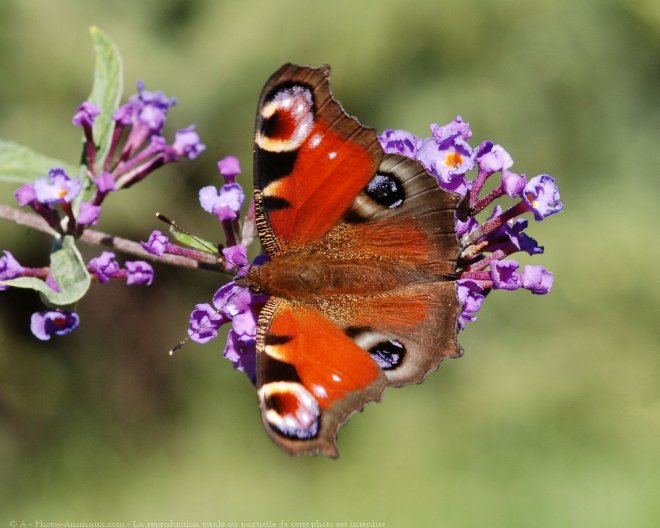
[249, 64, 462, 456]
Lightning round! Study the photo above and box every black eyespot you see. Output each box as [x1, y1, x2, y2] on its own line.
[368, 339, 406, 370]
[365, 172, 405, 209]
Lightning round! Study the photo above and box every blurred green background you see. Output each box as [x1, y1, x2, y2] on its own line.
[0, 0, 658, 526]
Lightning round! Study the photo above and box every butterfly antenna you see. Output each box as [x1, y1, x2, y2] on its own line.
[156, 212, 219, 255]
[169, 336, 189, 356]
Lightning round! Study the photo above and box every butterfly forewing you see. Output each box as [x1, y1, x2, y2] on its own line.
[254, 63, 382, 254]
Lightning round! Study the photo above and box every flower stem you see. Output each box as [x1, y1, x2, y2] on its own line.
[0, 204, 232, 275]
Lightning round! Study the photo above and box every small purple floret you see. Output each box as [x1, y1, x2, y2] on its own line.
[141, 230, 169, 257]
[95, 171, 116, 193]
[33, 168, 81, 204]
[431, 116, 472, 141]
[77, 202, 101, 226]
[523, 174, 563, 221]
[199, 183, 245, 221]
[125, 260, 154, 286]
[417, 135, 474, 196]
[88, 251, 121, 284]
[129, 81, 177, 133]
[112, 104, 134, 125]
[457, 279, 486, 330]
[222, 244, 248, 271]
[505, 219, 544, 255]
[224, 329, 257, 383]
[188, 303, 226, 344]
[521, 265, 554, 294]
[490, 259, 521, 290]
[14, 183, 36, 207]
[72, 101, 101, 128]
[502, 170, 527, 197]
[172, 125, 206, 160]
[30, 310, 80, 340]
[217, 156, 242, 183]
[210, 279, 267, 382]
[0, 250, 24, 290]
[378, 129, 419, 158]
[476, 141, 513, 173]
[456, 216, 479, 238]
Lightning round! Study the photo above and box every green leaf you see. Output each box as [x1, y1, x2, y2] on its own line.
[169, 227, 218, 254]
[88, 26, 123, 172]
[0, 140, 79, 184]
[1, 236, 91, 305]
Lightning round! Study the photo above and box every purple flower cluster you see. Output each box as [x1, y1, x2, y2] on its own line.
[14, 167, 99, 235]
[5, 81, 204, 341]
[171, 156, 264, 380]
[14, 85, 205, 243]
[187, 278, 266, 382]
[378, 116, 563, 328]
[88, 251, 154, 285]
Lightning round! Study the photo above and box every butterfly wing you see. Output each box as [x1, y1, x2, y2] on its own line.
[253, 63, 382, 255]
[256, 298, 387, 457]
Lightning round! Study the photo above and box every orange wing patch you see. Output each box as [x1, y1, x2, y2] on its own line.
[264, 302, 382, 408]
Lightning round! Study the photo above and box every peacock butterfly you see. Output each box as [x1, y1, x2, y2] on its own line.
[240, 64, 462, 457]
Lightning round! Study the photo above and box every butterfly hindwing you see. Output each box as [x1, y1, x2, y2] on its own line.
[256, 298, 387, 457]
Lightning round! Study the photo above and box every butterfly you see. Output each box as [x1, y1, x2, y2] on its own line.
[241, 64, 462, 457]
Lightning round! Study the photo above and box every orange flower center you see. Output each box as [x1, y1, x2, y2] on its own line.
[444, 151, 463, 169]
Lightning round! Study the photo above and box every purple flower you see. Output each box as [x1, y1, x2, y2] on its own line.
[188, 303, 226, 344]
[211, 280, 266, 382]
[523, 174, 563, 221]
[30, 310, 80, 340]
[224, 329, 257, 383]
[217, 156, 242, 183]
[77, 202, 101, 226]
[222, 244, 248, 271]
[125, 260, 154, 286]
[72, 101, 101, 128]
[505, 219, 544, 255]
[521, 265, 554, 294]
[476, 141, 513, 173]
[378, 129, 419, 158]
[431, 116, 472, 141]
[213, 282, 254, 317]
[0, 250, 24, 290]
[95, 171, 116, 193]
[457, 279, 486, 330]
[33, 168, 81, 204]
[113, 104, 134, 125]
[88, 251, 121, 284]
[199, 183, 245, 221]
[456, 216, 479, 238]
[172, 125, 206, 160]
[131, 81, 177, 132]
[141, 230, 169, 257]
[14, 183, 36, 207]
[502, 170, 527, 197]
[416, 135, 474, 196]
[490, 259, 521, 290]
[231, 308, 259, 337]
